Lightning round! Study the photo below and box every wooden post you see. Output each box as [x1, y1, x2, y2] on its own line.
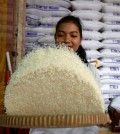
[16, 0, 26, 67]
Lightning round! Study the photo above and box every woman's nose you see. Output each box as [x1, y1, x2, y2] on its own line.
[64, 35, 71, 44]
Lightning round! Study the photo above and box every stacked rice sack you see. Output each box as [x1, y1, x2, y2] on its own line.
[70, 0, 104, 63]
[98, 0, 120, 111]
[4, 46, 105, 116]
[25, 0, 71, 54]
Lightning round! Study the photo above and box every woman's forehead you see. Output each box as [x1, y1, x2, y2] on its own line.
[57, 22, 79, 32]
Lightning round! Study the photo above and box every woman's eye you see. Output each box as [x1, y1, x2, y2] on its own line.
[57, 34, 64, 37]
[71, 35, 77, 38]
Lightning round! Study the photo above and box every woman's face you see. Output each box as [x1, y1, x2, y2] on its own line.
[55, 22, 82, 52]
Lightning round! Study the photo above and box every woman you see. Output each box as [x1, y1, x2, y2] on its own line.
[29, 15, 110, 134]
[55, 15, 101, 85]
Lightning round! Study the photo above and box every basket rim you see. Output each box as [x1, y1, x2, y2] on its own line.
[0, 113, 110, 128]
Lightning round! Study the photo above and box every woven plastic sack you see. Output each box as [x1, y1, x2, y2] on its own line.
[99, 49, 120, 58]
[82, 40, 103, 49]
[37, 35, 54, 44]
[102, 31, 120, 39]
[74, 0, 100, 2]
[26, 15, 61, 26]
[102, 39, 120, 44]
[101, 75, 120, 84]
[83, 30, 103, 40]
[102, 42, 120, 49]
[25, 25, 55, 34]
[26, 5, 71, 17]
[25, 32, 45, 43]
[99, 57, 120, 67]
[102, 0, 120, 3]
[39, 17, 61, 25]
[71, 1, 103, 11]
[85, 49, 101, 59]
[99, 67, 120, 76]
[102, 4, 120, 13]
[100, 84, 120, 94]
[82, 20, 104, 31]
[102, 13, 120, 22]
[103, 23, 120, 31]
[26, 0, 71, 8]
[71, 10, 102, 21]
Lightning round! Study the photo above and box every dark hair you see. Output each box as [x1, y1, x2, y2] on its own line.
[55, 15, 88, 65]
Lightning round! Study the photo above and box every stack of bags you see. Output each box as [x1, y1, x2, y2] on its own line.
[70, 0, 104, 63]
[24, 0, 120, 112]
[25, 0, 71, 54]
[98, 0, 120, 111]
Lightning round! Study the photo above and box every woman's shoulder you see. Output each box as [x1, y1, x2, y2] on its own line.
[87, 63, 101, 87]
[88, 63, 98, 73]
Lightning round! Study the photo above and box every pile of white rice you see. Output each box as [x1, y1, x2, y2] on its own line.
[4, 46, 105, 116]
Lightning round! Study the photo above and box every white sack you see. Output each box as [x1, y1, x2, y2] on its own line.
[71, 10, 103, 21]
[102, 31, 120, 39]
[26, 0, 71, 8]
[25, 25, 55, 34]
[26, 14, 40, 26]
[102, 13, 120, 22]
[71, 1, 103, 11]
[81, 40, 103, 49]
[99, 58, 120, 67]
[39, 17, 61, 25]
[99, 49, 120, 58]
[99, 67, 120, 76]
[82, 20, 104, 31]
[37, 35, 55, 44]
[85, 49, 101, 59]
[102, 39, 120, 44]
[26, 5, 71, 17]
[102, 43, 120, 49]
[105, 21, 120, 25]
[110, 96, 120, 111]
[83, 30, 103, 40]
[102, 4, 120, 13]
[74, 0, 100, 2]
[25, 32, 45, 43]
[101, 75, 120, 84]
[103, 23, 120, 31]
[26, 15, 62, 26]
[102, 0, 120, 3]
[100, 84, 120, 94]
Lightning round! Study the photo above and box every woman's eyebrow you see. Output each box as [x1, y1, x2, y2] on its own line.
[57, 30, 78, 34]
[70, 31, 78, 34]
[57, 30, 65, 33]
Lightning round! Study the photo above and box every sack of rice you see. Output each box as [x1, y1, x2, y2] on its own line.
[26, 0, 71, 8]
[26, 5, 71, 17]
[4, 46, 105, 116]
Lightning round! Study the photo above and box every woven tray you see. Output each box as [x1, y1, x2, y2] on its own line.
[0, 114, 109, 128]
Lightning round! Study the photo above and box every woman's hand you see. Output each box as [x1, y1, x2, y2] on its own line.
[99, 114, 112, 127]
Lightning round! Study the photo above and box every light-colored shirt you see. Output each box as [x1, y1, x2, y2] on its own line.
[88, 63, 101, 88]
[29, 126, 99, 134]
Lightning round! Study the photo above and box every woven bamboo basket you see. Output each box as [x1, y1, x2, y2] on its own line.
[0, 113, 110, 128]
